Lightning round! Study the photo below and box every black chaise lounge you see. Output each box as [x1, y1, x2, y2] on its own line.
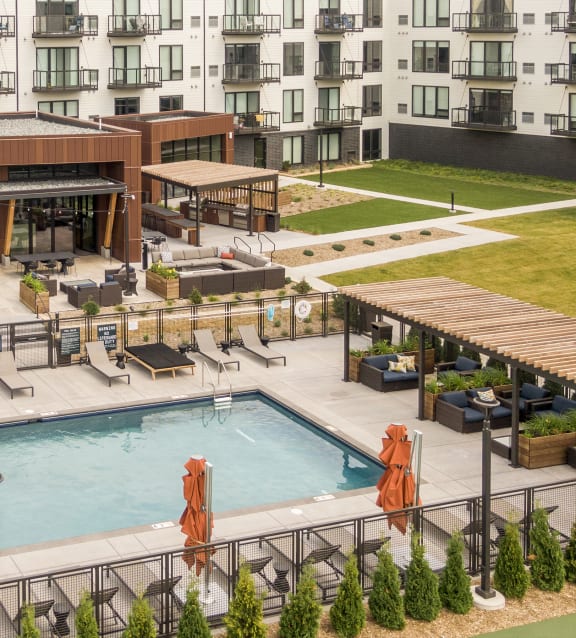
[125, 343, 196, 380]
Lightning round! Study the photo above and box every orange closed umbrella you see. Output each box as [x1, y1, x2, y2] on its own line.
[179, 456, 214, 576]
[376, 424, 421, 535]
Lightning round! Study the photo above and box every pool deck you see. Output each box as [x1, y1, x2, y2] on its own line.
[1, 333, 575, 581]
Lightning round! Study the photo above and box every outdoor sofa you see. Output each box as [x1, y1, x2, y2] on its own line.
[436, 389, 512, 434]
[358, 354, 420, 392]
[436, 355, 481, 376]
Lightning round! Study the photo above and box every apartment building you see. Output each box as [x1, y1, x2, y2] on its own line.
[0, 2, 574, 178]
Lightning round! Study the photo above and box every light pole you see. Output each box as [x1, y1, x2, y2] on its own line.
[318, 129, 325, 188]
[121, 192, 135, 295]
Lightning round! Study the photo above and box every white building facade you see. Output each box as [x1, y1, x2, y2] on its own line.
[0, 1, 574, 177]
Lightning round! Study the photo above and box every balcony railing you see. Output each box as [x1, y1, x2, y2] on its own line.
[549, 63, 576, 84]
[33, 14, 98, 37]
[222, 14, 280, 34]
[314, 13, 363, 33]
[452, 60, 517, 81]
[452, 12, 517, 32]
[0, 71, 15, 93]
[0, 15, 15, 37]
[222, 63, 280, 84]
[107, 67, 162, 88]
[234, 111, 280, 134]
[550, 114, 576, 137]
[314, 106, 362, 127]
[107, 14, 161, 36]
[452, 107, 517, 131]
[550, 12, 576, 33]
[32, 68, 99, 91]
[314, 60, 363, 81]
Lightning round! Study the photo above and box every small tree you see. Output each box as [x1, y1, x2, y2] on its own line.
[177, 583, 211, 638]
[368, 542, 405, 630]
[529, 507, 565, 592]
[565, 522, 576, 583]
[76, 591, 99, 638]
[224, 562, 267, 638]
[494, 522, 530, 599]
[123, 594, 157, 638]
[439, 532, 473, 614]
[18, 603, 40, 638]
[403, 531, 441, 622]
[278, 564, 322, 638]
[329, 553, 365, 638]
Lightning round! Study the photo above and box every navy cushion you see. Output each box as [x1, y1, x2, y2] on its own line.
[551, 395, 576, 413]
[439, 391, 469, 408]
[105, 274, 114, 282]
[77, 283, 96, 289]
[462, 407, 484, 423]
[382, 370, 419, 383]
[492, 406, 512, 419]
[364, 354, 397, 371]
[455, 356, 481, 371]
[521, 383, 550, 401]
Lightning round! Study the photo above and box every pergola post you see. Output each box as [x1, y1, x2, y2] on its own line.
[343, 299, 350, 381]
[418, 329, 425, 420]
[510, 366, 520, 467]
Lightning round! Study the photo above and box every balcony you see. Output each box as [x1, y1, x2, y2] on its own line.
[222, 63, 280, 84]
[107, 67, 162, 89]
[234, 111, 280, 134]
[33, 14, 98, 37]
[550, 13, 576, 33]
[107, 14, 161, 37]
[549, 64, 576, 84]
[452, 12, 517, 32]
[314, 14, 363, 33]
[32, 69, 98, 91]
[314, 60, 363, 81]
[550, 114, 576, 137]
[0, 71, 15, 93]
[452, 107, 517, 131]
[222, 14, 280, 34]
[0, 16, 15, 37]
[452, 60, 516, 81]
[314, 106, 362, 127]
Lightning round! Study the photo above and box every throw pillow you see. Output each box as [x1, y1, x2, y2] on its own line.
[477, 388, 497, 403]
[221, 252, 234, 259]
[160, 250, 173, 263]
[388, 360, 407, 373]
[397, 355, 416, 372]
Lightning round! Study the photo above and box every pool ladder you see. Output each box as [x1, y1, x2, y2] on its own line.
[201, 360, 232, 408]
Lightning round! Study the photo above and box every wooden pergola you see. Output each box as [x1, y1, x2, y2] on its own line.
[339, 277, 576, 465]
[142, 160, 278, 245]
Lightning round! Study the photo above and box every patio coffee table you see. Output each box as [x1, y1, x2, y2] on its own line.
[59, 279, 96, 294]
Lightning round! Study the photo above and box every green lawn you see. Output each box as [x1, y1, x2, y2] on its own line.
[323, 209, 576, 317]
[473, 613, 576, 637]
[282, 198, 461, 234]
[305, 161, 575, 209]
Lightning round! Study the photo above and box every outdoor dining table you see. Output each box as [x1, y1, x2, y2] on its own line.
[14, 251, 76, 274]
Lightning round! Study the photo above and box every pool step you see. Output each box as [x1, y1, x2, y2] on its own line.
[214, 396, 232, 409]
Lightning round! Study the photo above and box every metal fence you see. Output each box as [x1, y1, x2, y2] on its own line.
[0, 479, 574, 637]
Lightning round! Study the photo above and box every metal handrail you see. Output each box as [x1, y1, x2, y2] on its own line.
[257, 232, 276, 262]
[216, 360, 233, 401]
[200, 360, 217, 401]
[233, 235, 252, 253]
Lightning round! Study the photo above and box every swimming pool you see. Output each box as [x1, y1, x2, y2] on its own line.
[0, 393, 382, 550]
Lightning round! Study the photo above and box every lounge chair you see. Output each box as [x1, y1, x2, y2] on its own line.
[85, 341, 130, 387]
[14, 600, 57, 636]
[0, 351, 34, 399]
[193, 329, 240, 371]
[237, 325, 286, 368]
[90, 587, 126, 629]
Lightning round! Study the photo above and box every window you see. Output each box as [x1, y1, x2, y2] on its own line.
[208, 16, 218, 27]
[161, 136, 222, 163]
[115, 97, 140, 115]
[160, 0, 183, 29]
[398, 15, 408, 25]
[398, 59, 408, 70]
[470, 88, 514, 126]
[225, 91, 260, 114]
[523, 13, 535, 25]
[190, 16, 201, 27]
[362, 129, 381, 161]
[318, 86, 340, 122]
[522, 112, 534, 124]
[283, 136, 303, 165]
[190, 66, 201, 78]
[544, 13, 552, 26]
[208, 65, 218, 77]
[413, 41, 449, 73]
[544, 113, 553, 125]
[37, 100, 79, 117]
[470, 41, 514, 78]
[544, 63, 552, 75]
[284, 0, 303, 28]
[363, 41, 382, 72]
[363, 85, 382, 116]
[523, 63, 535, 74]
[412, 85, 448, 118]
[160, 45, 183, 80]
[364, 0, 382, 27]
[413, 0, 449, 27]
[159, 95, 183, 111]
[283, 89, 303, 122]
[398, 103, 408, 114]
[284, 43, 304, 76]
[36, 0, 78, 15]
[35, 47, 79, 88]
[317, 131, 340, 161]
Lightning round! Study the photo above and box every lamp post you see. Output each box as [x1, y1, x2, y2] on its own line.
[121, 192, 135, 295]
[318, 129, 325, 188]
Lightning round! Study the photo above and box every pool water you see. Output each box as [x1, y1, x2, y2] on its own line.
[0, 394, 382, 550]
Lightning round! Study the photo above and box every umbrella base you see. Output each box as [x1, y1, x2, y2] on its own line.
[198, 581, 228, 616]
[471, 586, 505, 611]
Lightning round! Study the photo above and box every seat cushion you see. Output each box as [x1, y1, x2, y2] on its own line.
[462, 407, 484, 423]
[383, 370, 418, 383]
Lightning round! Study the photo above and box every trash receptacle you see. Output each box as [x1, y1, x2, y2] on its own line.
[371, 321, 393, 345]
[266, 213, 280, 232]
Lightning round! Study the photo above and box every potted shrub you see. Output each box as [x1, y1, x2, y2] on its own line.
[348, 348, 368, 382]
[437, 370, 469, 392]
[19, 273, 49, 314]
[398, 332, 435, 373]
[518, 410, 576, 469]
[424, 378, 444, 421]
[145, 261, 179, 299]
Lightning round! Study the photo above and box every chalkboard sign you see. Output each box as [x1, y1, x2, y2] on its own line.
[97, 324, 117, 351]
[60, 327, 81, 355]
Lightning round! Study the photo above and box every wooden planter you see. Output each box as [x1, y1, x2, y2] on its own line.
[145, 270, 180, 300]
[424, 391, 440, 421]
[19, 281, 50, 314]
[404, 348, 435, 374]
[518, 432, 576, 469]
[348, 355, 363, 382]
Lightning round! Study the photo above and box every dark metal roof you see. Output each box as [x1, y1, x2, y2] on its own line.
[0, 178, 126, 200]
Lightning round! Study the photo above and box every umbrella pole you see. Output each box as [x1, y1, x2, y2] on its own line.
[201, 462, 214, 604]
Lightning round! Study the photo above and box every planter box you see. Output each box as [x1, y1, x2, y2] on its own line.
[146, 270, 179, 300]
[404, 348, 435, 374]
[518, 432, 576, 469]
[19, 281, 50, 314]
[424, 391, 439, 421]
[348, 355, 363, 382]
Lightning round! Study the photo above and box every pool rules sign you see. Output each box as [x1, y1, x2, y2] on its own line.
[97, 324, 117, 351]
